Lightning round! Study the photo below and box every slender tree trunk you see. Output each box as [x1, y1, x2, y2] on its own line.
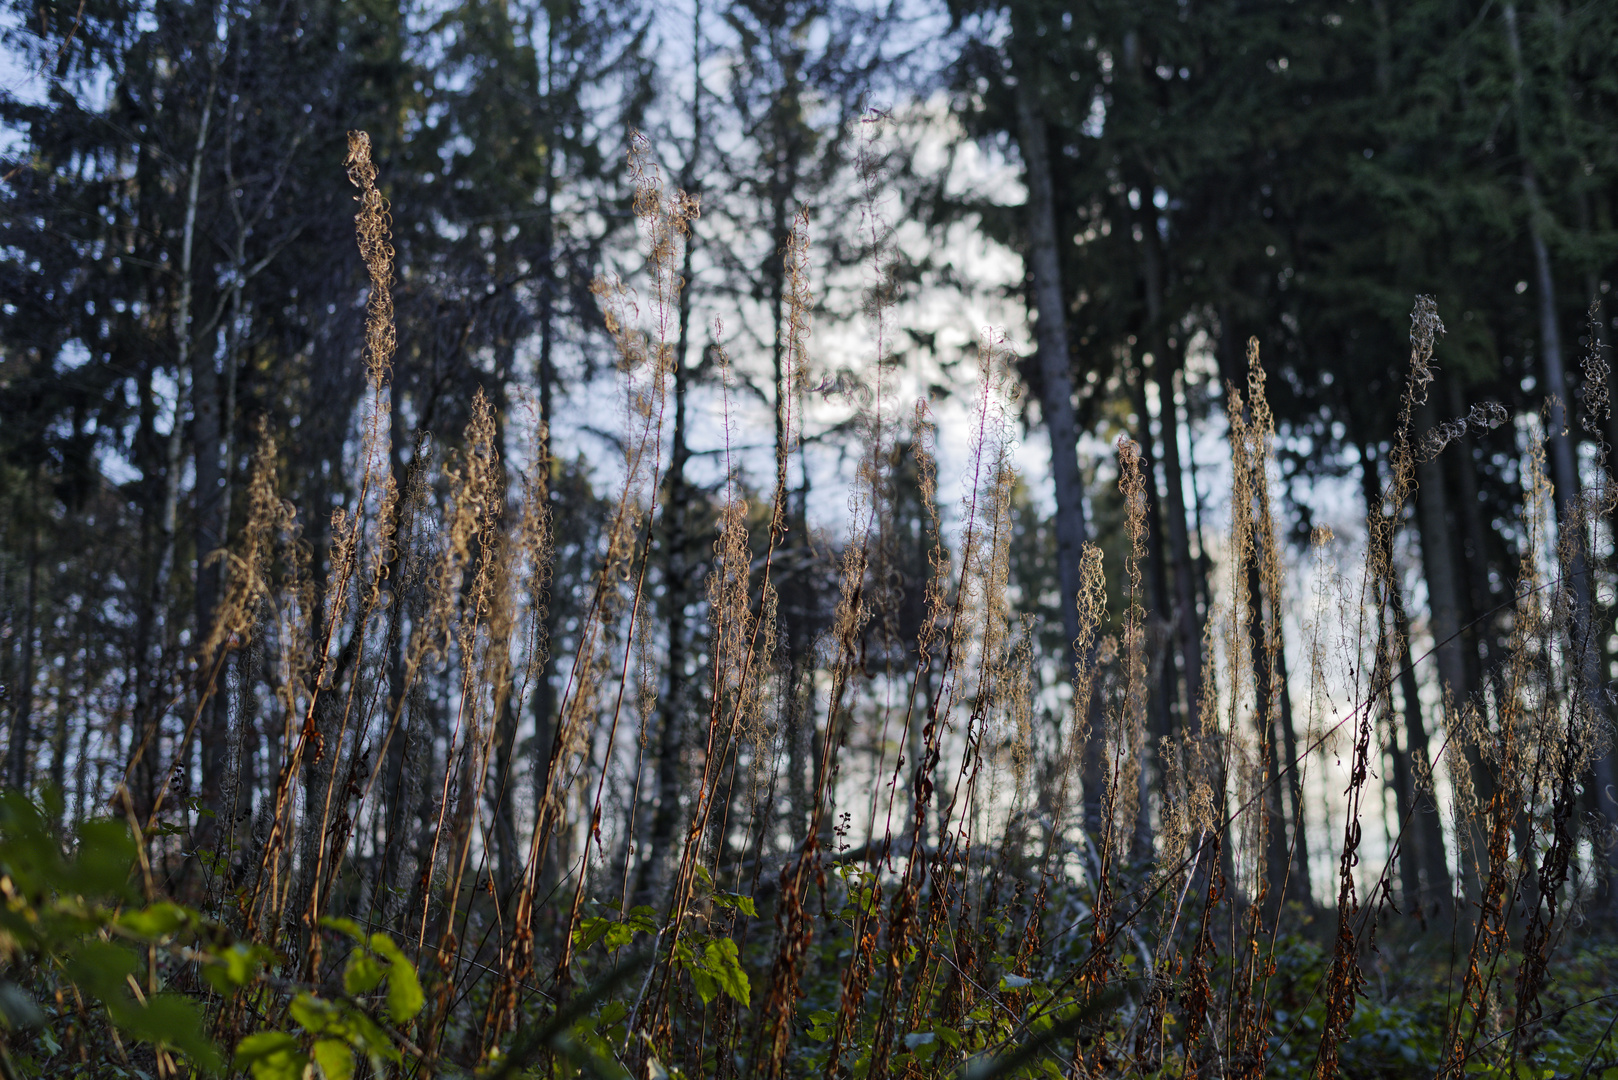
[1012, 59, 1098, 832]
[6, 491, 39, 789]
[1129, 366, 1175, 731]
[212, 161, 255, 837]
[1414, 402, 1472, 910]
[136, 306, 191, 822]
[1181, 365, 1214, 621]
[1393, 591, 1452, 917]
[528, 91, 561, 909]
[1414, 401, 1470, 704]
[1131, 173, 1205, 810]
[376, 393, 421, 913]
[490, 696, 521, 900]
[1247, 558, 1295, 915]
[136, 89, 212, 819]
[1242, 362, 1310, 913]
[128, 365, 163, 818]
[1128, 365, 1174, 860]
[784, 652, 813, 847]
[230, 637, 261, 878]
[1155, 351, 1204, 721]
[1359, 444, 1422, 909]
[188, 94, 227, 828]
[641, 7, 703, 904]
[1447, 386, 1501, 899]
[1120, 31, 1183, 739]
[1272, 627, 1310, 908]
[385, 641, 430, 932]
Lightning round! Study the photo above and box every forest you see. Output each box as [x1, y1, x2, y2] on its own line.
[1, 0, 1617, 1076]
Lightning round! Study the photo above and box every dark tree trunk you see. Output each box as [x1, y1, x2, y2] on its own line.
[1392, 592, 1453, 917]
[1414, 401, 1470, 704]
[1363, 438, 1454, 916]
[1246, 558, 1298, 915]
[1012, 60, 1099, 833]
[640, 23, 704, 902]
[176, 87, 227, 826]
[6, 494, 39, 789]
[192, 321, 226, 819]
[1128, 364, 1174, 860]
[1129, 365, 1176, 736]
[1154, 351, 1204, 725]
[1120, 37, 1195, 734]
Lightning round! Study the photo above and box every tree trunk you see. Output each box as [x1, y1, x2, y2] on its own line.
[1272, 624, 1310, 909]
[1154, 350, 1204, 723]
[1242, 367, 1310, 914]
[1392, 590, 1453, 918]
[1129, 366, 1176, 731]
[177, 87, 226, 826]
[6, 491, 39, 789]
[1414, 402, 1470, 704]
[1246, 557, 1297, 914]
[639, 15, 704, 904]
[1447, 386, 1501, 898]
[1012, 62, 1098, 832]
[1128, 365, 1174, 860]
[1121, 29, 1196, 734]
[527, 100, 562, 911]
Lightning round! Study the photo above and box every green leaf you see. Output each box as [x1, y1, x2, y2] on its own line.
[0, 794, 62, 899]
[0, 983, 44, 1031]
[203, 942, 270, 993]
[64, 939, 139, 1005]
[573, 916, 614, 952]
[290, 991, 343, 1036]
[312, 1038, 355, 1080]
[319, 916, 366, 943]
[114, 994, 223, 1072]
[233, 1032, 310, 1080]
[385, 955, 423, 1025]
[67, 818, 138, 899]
[117, 901, 192, 939]
[712, 893, 757, 918]
[671, 939, 718, 1005]
[344, 1008, 401, 1064]
[365, 931, 423, 1023]
[344, 952, 386, 996]
[703, 938, 750, 1007]
[806, 1009, 836, 1042]
[576, 908, 656, 953]
[688, 966, 719, 1006]
[365, 932, 405, 964]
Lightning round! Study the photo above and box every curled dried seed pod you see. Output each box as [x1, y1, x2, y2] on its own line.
[345, 131, 395, 390]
